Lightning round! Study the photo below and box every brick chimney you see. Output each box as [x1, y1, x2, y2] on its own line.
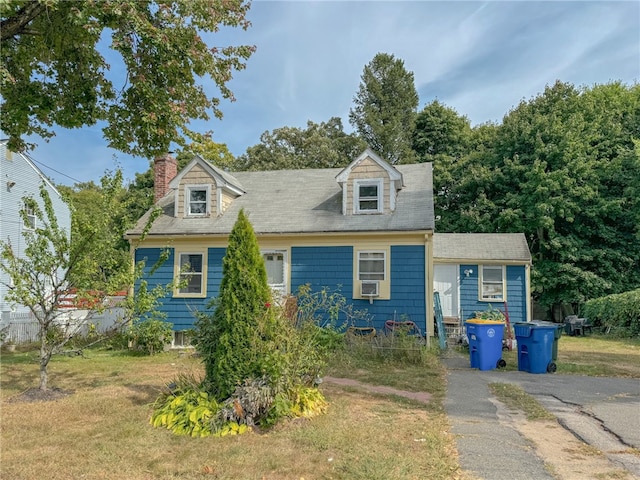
[154, 153, 177, 203]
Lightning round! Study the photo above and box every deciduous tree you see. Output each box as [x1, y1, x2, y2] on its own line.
[413, 100, 472, 161]
[0, 176, 164, 390]
[1, 0, 255, 157]
[235, 117, 366, 171]
[442, 81, 640, 316]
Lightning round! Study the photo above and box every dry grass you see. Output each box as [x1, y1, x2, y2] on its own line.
[3, 335, 635, 479]
[499, 334, 640, 377]
[0, 347, 466, 480]
[555, 335, 640, 377]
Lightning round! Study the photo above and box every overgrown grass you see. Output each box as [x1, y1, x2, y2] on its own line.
[329, 338, 446, 412]
[0, 344, 465, 480]
[488, 383, 556, 421]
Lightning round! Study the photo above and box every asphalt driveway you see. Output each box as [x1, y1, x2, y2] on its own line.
[443, 352, 640, 479]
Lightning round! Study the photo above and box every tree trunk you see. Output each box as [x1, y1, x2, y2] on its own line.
[39, 341, 49, 391]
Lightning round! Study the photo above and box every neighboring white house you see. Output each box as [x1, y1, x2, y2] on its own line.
[0, 140, 72, 336]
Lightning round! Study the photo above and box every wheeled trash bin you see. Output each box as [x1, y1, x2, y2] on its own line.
[531, 320, 562, 361]
[464, 320, 506, 371]
[514, 322, 561, 373]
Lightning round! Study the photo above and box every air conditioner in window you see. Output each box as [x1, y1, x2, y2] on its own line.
[361, 281, 379, 297]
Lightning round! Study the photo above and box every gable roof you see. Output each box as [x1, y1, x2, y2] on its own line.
[433, 233, 532, 263]
[335, 148, 404, 188]
[168, 155, 245, 195]
[0, 139, 63, 197]
[127, 161, 434, 238]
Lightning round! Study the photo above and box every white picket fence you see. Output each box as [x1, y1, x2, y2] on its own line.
[1, 304, 125, 345]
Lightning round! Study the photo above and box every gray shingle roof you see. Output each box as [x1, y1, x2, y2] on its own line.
[127, 162, 434, 237]
[433, 233, 532, 263]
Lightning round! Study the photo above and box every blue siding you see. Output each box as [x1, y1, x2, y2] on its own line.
[139, 244, 430, 334]
[291, 245, 354, 296]
[291, 245, 426, 334]
[383, 245, 426, 332]
[505, 266, 527, 323]
[459, 264, 527, 323]
[134, 247, 226, 330]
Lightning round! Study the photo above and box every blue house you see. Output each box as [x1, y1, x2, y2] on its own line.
[433, 233, 532, 337]
[0, 140, 72, 319]
[126, 149, 532, 346]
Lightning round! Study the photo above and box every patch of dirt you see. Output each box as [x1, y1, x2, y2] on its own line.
[323, 376, 432, 403]
[6, 387, 74, 403]
[492, 400, 633, 480]
[325, 376, 630, 479]
[518, 420, 632, 479]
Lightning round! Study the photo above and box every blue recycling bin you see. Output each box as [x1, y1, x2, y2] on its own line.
[464, 320, 506, 371]
[531, 320, 562, 361]
[514, 322, 560, 374]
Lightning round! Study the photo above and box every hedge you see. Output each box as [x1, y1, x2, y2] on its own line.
[582, 288, 640, 337]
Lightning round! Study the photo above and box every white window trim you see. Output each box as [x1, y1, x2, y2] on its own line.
[479, 265, 506, 302]
[23, 204, 36, 230]
[184, 184, 211, 217]
[262, 249, 288, 296]
[175, 251, 207, 298]
[355, 249, 389, 300]
[354, 178, 383, 214]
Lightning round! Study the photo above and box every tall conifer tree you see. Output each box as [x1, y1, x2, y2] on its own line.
[349, 53, 419, 164]
[195, 209, 272, 399]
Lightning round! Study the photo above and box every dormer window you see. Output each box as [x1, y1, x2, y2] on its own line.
[186, 185, 209, 216]
[355, 179, 383, 214]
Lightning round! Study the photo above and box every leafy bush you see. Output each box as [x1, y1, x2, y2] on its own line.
[180, 212, 364, 434]
[287, 384, 328, 418]
[128, 318, 173, 355]
[100, 330, 130, 351]
[151, 388, 219, 437]
[473, 304, 505, 321]
[583, 288, 640, 337]
[215, 376, 278, 428]
[151, 373, 220, 437]
[151, 372, 327, 437]
[313, 325, 346, 352]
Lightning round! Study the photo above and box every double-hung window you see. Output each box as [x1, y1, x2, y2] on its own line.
[23, 203, 36, 230]
[480, 265, 505, 301]
[358, 251, 386, 281]
[354, 179, 383, 214]
[178, 253, 204, 295]
[186, 186, 209, 216]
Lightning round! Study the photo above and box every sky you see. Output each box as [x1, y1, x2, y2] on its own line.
[16, 0, 640, 187]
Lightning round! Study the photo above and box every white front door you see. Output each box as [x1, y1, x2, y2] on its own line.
[263, 250, 287, 299]
[434, 264, 459, 318]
